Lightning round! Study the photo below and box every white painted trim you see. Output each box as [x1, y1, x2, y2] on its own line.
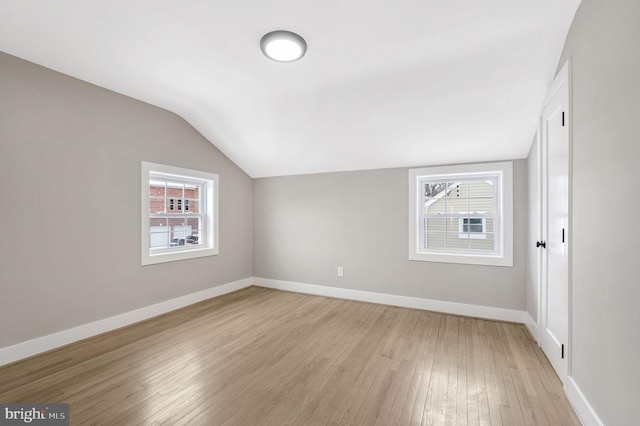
[535, 126, 543, 345]
[525, 313, 539, 343]
[545, 60, 571, 106]
[565, 59, 574, 379]
[0, 277, 253, 366]
[254, 277, 526, 323]
[566, 376, 604, 426]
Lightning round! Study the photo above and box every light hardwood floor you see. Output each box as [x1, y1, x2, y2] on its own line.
[0, 287, 580, 425]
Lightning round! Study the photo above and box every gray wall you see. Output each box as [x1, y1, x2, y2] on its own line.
[0, 52, 253, 349]
[553, 0, 640, 424]
[254, 162, 527, 310]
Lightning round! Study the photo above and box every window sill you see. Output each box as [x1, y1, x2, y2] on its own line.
[142, 246, 219, 266]
[409, 250, 513, 267]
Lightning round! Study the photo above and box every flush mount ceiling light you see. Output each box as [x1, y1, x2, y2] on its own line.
[260, 30, 307, 63]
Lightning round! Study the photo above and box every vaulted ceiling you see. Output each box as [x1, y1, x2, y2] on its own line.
[0, 0, 581, 177]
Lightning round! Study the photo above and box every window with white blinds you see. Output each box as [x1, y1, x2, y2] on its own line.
[141, 162, 218, 265]
[408, 162, 513, 267]
[148, 177, 204, 251]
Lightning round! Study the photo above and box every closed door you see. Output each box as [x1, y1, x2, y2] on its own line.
[540, 63, 570, 383]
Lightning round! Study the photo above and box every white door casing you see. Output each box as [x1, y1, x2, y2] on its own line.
[539, 61, 571, 384]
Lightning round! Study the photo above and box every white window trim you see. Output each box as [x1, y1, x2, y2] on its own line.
[458, 216, 487, 240]
[408, 161, 513, 267]
[141, 161, 219, 265]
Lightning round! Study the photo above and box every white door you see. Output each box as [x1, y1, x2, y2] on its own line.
[540, 62, 570, 383]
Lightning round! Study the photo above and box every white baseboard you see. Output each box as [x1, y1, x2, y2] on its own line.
[525, 312, 539, 343]
[254, 277, 527, 323]
[0, 277, 253, 367]
[566, 376, 604, 426]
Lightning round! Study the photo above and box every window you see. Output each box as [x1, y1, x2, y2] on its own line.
[141, 162, 219, 265]
[408, 162, 513, 266]
[459, 217, 486, 239]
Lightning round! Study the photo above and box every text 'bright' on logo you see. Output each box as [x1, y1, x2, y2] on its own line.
[1, 404, 68, 425]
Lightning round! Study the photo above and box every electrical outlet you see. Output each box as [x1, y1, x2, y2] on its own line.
[337, 267, 344, 277]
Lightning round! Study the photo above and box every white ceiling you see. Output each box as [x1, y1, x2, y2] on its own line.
[0, 0, 581, 177]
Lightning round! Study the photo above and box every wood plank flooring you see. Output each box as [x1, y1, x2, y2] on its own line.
[0, 287, 580, 425]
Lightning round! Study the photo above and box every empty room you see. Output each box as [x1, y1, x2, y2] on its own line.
[0, 0, 638, 425]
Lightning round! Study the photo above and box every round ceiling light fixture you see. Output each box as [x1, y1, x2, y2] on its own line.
[260, 30, 307, 63]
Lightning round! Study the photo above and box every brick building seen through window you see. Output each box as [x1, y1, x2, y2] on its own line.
[149, 181, 202, 249]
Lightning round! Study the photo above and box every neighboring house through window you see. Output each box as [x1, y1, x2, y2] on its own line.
[460, 217, 486, 239]
[408, 162, 513, 266]
[141, 162, 219, 265]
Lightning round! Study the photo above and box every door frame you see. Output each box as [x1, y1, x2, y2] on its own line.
[537, 60, 573, 382]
